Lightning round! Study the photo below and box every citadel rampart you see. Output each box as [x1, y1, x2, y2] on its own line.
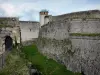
[39, 20, 69, 40]
[0, 17, 21, 69]
[37, 11, 100, 75]
[19, 21, 39, 42]
[0, 9, 100, 75]
[52, 10, 100, 21]
[0, 17, 40, 68]
[0, 17, 20, 50]
[69, 18, 100, 33]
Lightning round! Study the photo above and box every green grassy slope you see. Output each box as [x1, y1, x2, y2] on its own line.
[0, 49, 29, 75]
[21, 45, 81, 75]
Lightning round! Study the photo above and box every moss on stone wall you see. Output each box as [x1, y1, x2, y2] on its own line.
[70, 33, 100, 36]
[0, 25, 13, 28]
[37, 37, 71, 48]
[36, 37, 76, 64]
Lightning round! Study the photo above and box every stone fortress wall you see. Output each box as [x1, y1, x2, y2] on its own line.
[52, 10, 100, 21]
[0, 9, 100, 75]
[0, 17, 20, 54]
[0, 17, 40, 49]
[0, 17, 39, 68]
[37, 10, 100, 75]
[68, 18, 100, 33]
[19, 21, 39, 42]
[52, 10, 100, 34]
[0, 17, 21, 69]
[39, 20, 69, 40]
[41, 10, 100, 34]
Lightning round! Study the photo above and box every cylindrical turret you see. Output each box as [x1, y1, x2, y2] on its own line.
[40, 10, 48, 27]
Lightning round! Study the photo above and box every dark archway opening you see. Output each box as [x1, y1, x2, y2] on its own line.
[5, 36, 13, 50]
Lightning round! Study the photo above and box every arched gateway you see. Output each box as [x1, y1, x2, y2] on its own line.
[5, 36, 13, 50]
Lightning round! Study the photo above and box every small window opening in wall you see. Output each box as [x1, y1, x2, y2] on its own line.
[5, 36, 13, 50]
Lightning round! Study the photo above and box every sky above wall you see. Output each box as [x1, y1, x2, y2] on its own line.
[0, 0, 100, 21]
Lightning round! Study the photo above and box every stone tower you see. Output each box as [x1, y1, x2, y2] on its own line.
[40, 10, 48, 27]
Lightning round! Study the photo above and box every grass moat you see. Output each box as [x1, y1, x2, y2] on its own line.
[0, 45, 81, 75]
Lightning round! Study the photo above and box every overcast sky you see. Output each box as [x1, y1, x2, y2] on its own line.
[0, 0, 100, 21]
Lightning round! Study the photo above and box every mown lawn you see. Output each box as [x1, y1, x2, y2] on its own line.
[21, 45, 81, 75]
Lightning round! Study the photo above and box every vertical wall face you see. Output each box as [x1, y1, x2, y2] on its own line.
[19, 21, 39, 42]
[40, 21, 69, 40]
[0, 26, 20, 53]
[40, 12, 48, 26]
[37, 15, 100, 75]
[49, 15, 52, 22]
[12, 26, 21, 44]
[69, 19, 100, 33]
[0, 17, 21, 69]
[44, 17, 49, 25]
[37, 21, 71, 64]
[0, 26, 20, 69]
[0, 17, 21, 45]
[0, 37, 5, 55]
[68, 36, 100, 75]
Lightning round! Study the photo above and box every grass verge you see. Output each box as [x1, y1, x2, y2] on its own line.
[21, 45, 81, 75]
